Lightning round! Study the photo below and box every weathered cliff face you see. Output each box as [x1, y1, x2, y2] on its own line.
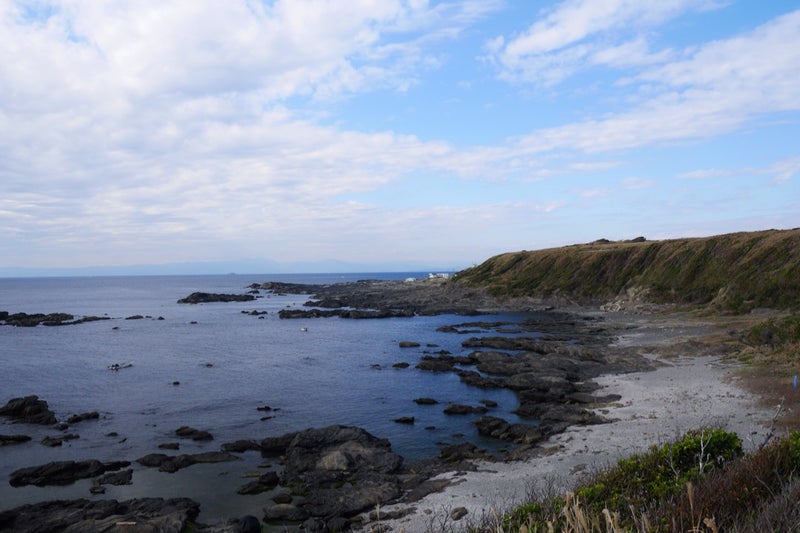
[454, 228, 800, 313]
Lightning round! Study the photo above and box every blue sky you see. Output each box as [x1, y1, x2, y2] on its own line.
[1, 1, 798, 274]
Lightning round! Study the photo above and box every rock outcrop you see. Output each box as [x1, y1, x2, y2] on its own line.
[259, 425, 404, 530]
[0, 395, 57, 425]
[0, 498, 200, 533]
[9, 460, 131, 487]
[177, 292, 256, 304]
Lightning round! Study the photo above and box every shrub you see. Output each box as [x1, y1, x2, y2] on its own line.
[574, 428, 741, 524]
[648, 430, 800, 531]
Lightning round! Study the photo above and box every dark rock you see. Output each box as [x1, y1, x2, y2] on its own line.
[414, 397, 439, 405]
[41, 435, 70, 447]
[480, 399, 498, 407]
[125, 315, 145, 320]
[272, 491, 293, 504]
[451, 507, 469, 520]
[568, 392, 623, 404]
[455, 369, 503, 389]
[369, 506, 417, 520]
[259, 426, 406, 521]
[302, 475, 402, 518]
[9, 460, 130, 487]
[136, 451, 239, 473]
[237, 515, 262, 533]
[392, 362, 410, 368]
[263, 503, 310, 522]
[177, 292, 256, 304]
[136, 453, 171, 468]
[1, 312, 74, 327]
[394, 416, 415, 424]
[175, 426, 213, 441]
[66, 411, 99, 424]
[404, 478, 456, 502]
[237, 471, 279, 495]
[96, 469, 133, 486]
[399, 341, 420, 348]
[281, 425, 403, 483]
[0, 497, 200, 533]
[517, 403, 609, 431]
[443, 404, 488, 415]
[221, 439, 262, 453]
[474, 416, 544, 445]
[279, 308, 341, 319]
[325, 516, 351, 532]
[462, 336, 551, 353]
[158, 442, 180, 450]
[0, 395, 57, 425]
[259, 432, 296, 457]
[438, 442, 487, 462]
[1, 312, 109, 327]
[415, 357, 456, 372]
[0, 434, 31, 446]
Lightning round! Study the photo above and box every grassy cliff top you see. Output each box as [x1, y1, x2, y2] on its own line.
[454, 228, 800, 313]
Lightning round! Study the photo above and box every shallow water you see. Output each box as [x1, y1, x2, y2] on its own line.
[0, 274, 536, 523]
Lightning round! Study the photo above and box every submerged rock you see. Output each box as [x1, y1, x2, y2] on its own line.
[66, 411, 100, 424]
[174, 426, 213, 441]
[136, 451, 239, 473]
[0, 434, 32, 446]
[236, 471, 279, 495]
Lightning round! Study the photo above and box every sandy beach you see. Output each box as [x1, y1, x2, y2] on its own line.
[366, 320, 781, 532]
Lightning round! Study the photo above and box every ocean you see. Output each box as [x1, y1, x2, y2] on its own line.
[0, 273, 533, 523]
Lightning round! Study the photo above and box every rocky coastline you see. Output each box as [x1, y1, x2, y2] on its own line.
[1, 278, 708, 532]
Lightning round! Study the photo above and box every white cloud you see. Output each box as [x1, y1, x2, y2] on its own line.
[677, 169, 733, 180]
[621, 177, 655, 189]
[765, 156, 800, 184]
[575, 188, 612, 198]
[0, 2, 795, 269]
[485, 0, 724, 86]
[508, 10, 800, 154]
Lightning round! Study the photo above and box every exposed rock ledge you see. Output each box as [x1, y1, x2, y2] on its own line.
[177, 292, 256, 304]
[0, 498, 200, 533]
[256, 278, 550, 317]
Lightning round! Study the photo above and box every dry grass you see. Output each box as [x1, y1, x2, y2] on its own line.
[455, 228, 800, 313]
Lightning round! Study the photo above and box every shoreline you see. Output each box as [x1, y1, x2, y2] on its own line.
[1, 284, 788, 531]
[364, 316, 779, 532]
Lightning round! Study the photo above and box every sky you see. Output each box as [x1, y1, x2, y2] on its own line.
[1, 1, 799, 274]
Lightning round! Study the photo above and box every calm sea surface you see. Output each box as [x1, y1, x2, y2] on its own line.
[0, 273, 534, 523]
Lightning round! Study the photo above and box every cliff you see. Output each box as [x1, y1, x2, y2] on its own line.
[454, 228, 800, 313]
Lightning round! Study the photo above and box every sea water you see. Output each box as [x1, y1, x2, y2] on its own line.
[0, 273, 533, 522]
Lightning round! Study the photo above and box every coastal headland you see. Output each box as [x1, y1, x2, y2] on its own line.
[2, 229, 798, 532]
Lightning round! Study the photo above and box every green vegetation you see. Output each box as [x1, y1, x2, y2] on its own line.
[454, 229, 800, 313]
[745, 313, 800, 348]
[485, 429, 800, 533]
